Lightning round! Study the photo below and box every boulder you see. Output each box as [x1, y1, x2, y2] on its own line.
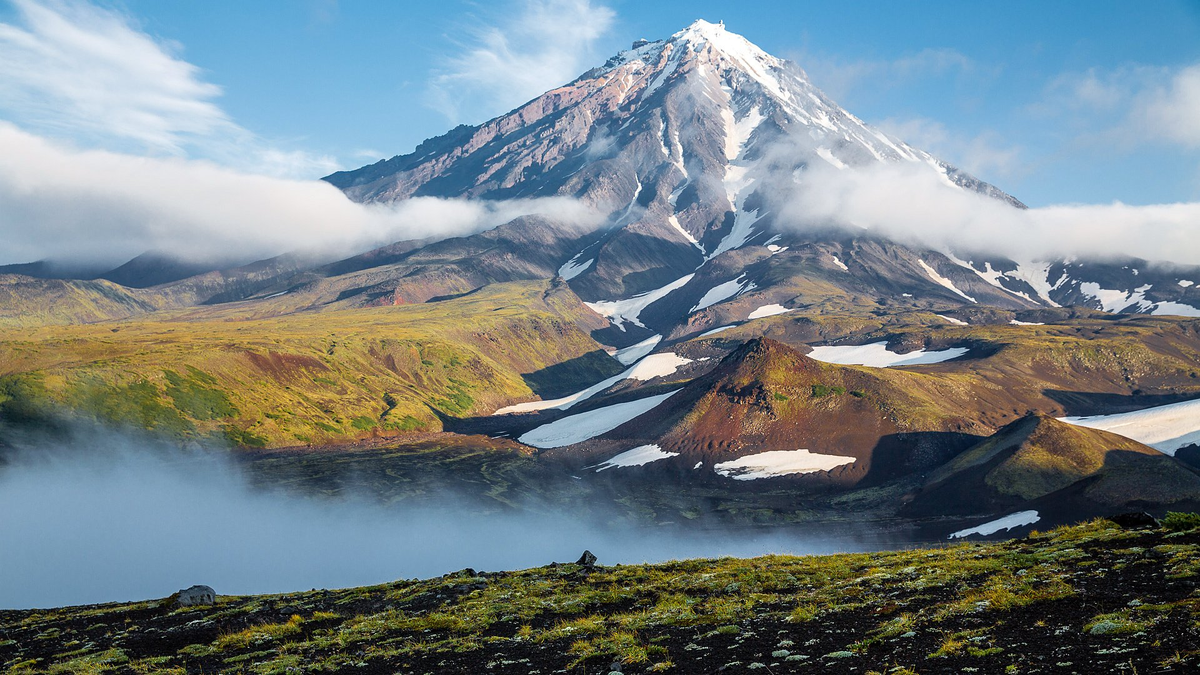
[576, 550, 597, 567]
[1109, 512, 1159, 529]
[174, 585, 216, 607]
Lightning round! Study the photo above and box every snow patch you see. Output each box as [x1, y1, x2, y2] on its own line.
[1152, 301, 1200, 318]
[937, 314, 968, 326]
[1079, 282, 1154, 313]
[558, 255, 594, 281]
[668, 215, 705, 252]
[614, 335, 661, 365]
[723, 105, 763, 162]
[807, 342, 969, 368]
[699, 324, 737, 337]
[830, 255, 849, 272]
[1061, 398, 1200, 456]
[691, 274, 754, 312]
[1179, 280, 1195, 288]
[747, 304, 790, 320]
[1009, 319, 1045, 326]
[949, 511, 1040, 539]
[1006, 260, 1064, 307]
[494, 350, 689, 415]
[518, 390, 680, 449]
[593, 444, 678, 472]
[585, 274, 695, 330]
[815, 147, 846, 169]
[918, 259, 976, 303]
[626, 352, 692, 380]
[713, 449, 856, 480]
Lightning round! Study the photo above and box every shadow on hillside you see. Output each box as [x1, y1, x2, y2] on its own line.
[858, 430, 985, 488]
[521, 350, 625, 398]
[1043, 389, 1199, 416]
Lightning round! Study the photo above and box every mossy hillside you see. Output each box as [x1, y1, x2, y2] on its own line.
[0, 281, 621, 447]
[0, 275, 163, 328]
[5, 519, 1200, 673]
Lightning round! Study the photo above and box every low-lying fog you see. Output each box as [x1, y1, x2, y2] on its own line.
[1, 430, 901, 610]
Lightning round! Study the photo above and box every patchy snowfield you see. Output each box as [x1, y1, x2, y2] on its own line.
[517, 390, 680, 448]
[1060, 398, 1200, 455]
[747, 304, 790, 319]
[614, 335, 662, 365]
[713, 449, 856, 480]
[948, 511, 1040, 539]
[691, 274, 754, 312]
[495, 352, 690, 415]
[807, 341, 969, 367]
[917, 259, 976, 303]
[557, 255, 594, 281]
[1152, 301, 1200, 318]
[585, 274, 695, 330]
[592, 444, 679, 472]
[1079, 282, 1153, 313]
[626, 353, 692, 380]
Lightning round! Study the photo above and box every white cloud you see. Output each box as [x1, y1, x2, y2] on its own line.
[775, 159, 1200, 265]
[0, 0, 338, 178]
[1136, 63, 1200, 148]
[0, 123, 602, 266]
[1038, 62, 1200, 151]
[425, 0, 617, 123]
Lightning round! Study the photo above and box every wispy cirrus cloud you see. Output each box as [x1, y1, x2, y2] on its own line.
[0, 0, 337, 177]
[1037, 62, 1200, 150]
[424, 0, 617, 124]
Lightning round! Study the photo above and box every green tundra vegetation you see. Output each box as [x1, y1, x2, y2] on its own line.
[0, 281, 620, 447]
[2, 275, 1199, 451]
[3, 518, 1200, 673]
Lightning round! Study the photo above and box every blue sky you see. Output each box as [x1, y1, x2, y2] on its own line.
[0, 0, 1198, 210]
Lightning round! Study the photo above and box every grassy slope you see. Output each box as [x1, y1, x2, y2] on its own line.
[0, 276, 160, 328]
[0, 281, 620, 447]
[5, 519, 1200, 674]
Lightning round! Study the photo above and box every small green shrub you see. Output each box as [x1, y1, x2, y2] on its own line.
[811, 384, 846, 398]
[1162, 512, 1200, 532]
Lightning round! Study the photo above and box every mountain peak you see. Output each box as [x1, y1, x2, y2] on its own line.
[671, 18, 778, 64]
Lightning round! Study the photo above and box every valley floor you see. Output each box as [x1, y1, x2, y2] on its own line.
[4, 518, 1200, 674]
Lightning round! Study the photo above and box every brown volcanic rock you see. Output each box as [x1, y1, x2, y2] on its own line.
[903, 413, 1200, 517]
[590, 337, 973, 485]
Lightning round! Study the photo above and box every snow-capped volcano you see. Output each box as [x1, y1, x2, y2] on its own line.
[323, 20, 1200, 338]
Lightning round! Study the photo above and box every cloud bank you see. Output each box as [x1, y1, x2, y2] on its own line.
[425, 0, 617, 123]
[775, 159, 1200, 265]
[0, 124, 601, 267]
[0, 430, 892, 609]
